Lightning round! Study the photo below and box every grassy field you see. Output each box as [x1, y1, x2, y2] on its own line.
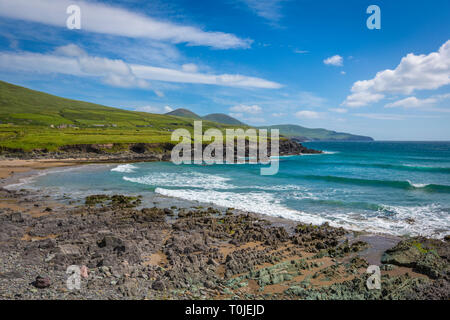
[0, 81, 255, 151]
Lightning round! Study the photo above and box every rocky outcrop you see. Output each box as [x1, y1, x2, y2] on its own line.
[0, 139, 320, 161]
[381, 237, 450, 279]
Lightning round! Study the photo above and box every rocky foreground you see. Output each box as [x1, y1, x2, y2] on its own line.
[0, 188, 449, 300]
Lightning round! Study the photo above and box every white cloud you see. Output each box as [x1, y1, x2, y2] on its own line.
[0, 45, 282, 89]
[385, 94, 450, 110]
[54, 44, 86, 57]
[343, 40, 450, 107]
[385, 96, 436, 109]
[181, 63, 198, 73]
[230, 104, 262, 114]
[134, 105, 174, 114]
[295, 110, 321, 119]
[329, 108, 348, 113]
[154, 90, 165, 98]
[0, 0, 251, 49]
[323, 55, 343, 66]
[271, 112, 285, 117]
[343, 92, 384, 108]
[241, 0, 284, 23]
[229, 112, 244, 119]
[131, 65, 281, 88]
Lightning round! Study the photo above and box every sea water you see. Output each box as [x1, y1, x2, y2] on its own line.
[21, 141, 450, 238]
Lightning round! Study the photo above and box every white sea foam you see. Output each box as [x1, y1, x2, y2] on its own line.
[123, 171, 233, 189]
[111, 164, 138, 173]
[155, 187, 328, 225]
[406, 180, 429, 188]
[155, 186, 449, 238]
[301, 150, 339, 156]
[325, 203, 449, 238]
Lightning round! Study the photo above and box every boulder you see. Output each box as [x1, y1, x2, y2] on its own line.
[33, 276, 51, 289]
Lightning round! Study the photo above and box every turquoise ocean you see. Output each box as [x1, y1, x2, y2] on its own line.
[16, 141, 450, 238]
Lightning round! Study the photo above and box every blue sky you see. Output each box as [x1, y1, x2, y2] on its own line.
[0, 0, 449, 140]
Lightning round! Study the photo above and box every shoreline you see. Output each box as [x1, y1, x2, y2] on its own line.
[0, 158, 448, 300]
[1, 158, 401, 240]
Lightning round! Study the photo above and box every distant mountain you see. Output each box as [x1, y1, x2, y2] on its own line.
[164, 108, 373, 141]
[258, 124, 374, 142]
[166, 108, 202, 119]
[202, 113, 246, 125]
[166, 109, 245, 125]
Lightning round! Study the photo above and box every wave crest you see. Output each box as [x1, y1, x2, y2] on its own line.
[111, 164, 138, 173]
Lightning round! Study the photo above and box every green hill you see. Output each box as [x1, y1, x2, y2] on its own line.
[202, 113, 245, 125]
[0, 81, 240, 151]
[258, 124, 373, 141]
[166, 108, 202, 119]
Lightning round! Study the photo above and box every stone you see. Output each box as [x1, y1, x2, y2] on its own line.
[58, 244, 81, 256]
[152, 280, 166, 291]
[33, 276, 51, 289]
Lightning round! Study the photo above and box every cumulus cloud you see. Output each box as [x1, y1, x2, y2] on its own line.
[343, 40, 450, 107]
[323, 55, 343, 66]
[0, 45, 281, 89]
[0, 0, 251, 49]
[229, 104, 262, 114]
[295, 110, 321, 119]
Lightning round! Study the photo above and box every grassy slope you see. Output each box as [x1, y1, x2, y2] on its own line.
[202, 113, 245, 126]
[258, 124, 374, 141]
[0, 81, 246, 151]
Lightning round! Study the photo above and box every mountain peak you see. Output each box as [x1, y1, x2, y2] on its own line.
[165, 108, 201, 119]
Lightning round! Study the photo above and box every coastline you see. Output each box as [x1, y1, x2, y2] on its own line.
[0, 158, 449, 300]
